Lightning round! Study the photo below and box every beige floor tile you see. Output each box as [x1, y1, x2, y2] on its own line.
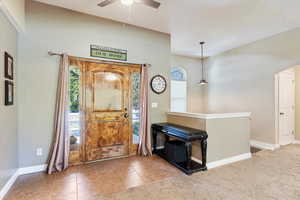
[7, 146, 300, 200]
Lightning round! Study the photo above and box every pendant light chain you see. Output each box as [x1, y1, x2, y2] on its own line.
[201, 42, 204, 80]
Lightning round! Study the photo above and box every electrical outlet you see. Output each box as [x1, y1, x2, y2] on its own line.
[36, 148, 43, 156]
[152, 102, 158, 108]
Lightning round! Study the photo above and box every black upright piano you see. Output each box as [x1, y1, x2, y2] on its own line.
[152, 123, 208, 175]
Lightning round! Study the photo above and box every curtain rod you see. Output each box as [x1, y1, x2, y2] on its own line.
[48, 51, 63, 56]
[48, 51, 150, 67]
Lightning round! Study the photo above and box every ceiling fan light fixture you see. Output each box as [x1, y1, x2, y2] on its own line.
[121, 0, 134, 6]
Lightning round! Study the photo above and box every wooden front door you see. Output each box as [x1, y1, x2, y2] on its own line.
[84, 62, 131, 161]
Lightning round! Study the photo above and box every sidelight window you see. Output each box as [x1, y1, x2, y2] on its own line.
[131, 72, 141, 144]
[69, 66, 81, 152]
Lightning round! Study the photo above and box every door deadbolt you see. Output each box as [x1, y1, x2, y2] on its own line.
[124, 113, 129, 118]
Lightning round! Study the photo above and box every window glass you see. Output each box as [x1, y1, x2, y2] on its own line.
[69, 66, 81, 152]
[93, 72, 122, 111]
[171, 67, 187, 81]
[131, 72, 141, 144]
[170, 67, 187, 112]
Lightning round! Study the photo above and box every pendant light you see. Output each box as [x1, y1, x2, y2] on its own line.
[198, 41, 208, 85]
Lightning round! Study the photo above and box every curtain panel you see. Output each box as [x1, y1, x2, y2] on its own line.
[47, 54, 70, 174]
[138, 64, 152, 156]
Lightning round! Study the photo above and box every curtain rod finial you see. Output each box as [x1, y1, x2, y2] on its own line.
[143, 63, 151, 67]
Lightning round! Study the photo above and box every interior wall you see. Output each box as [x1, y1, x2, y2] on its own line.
[18, 0, 171, 167]
[171, 54, 205, 113]
[0, 11, 18, 192]
[205, 27, 300, 144]
[294, 67, 300, 140]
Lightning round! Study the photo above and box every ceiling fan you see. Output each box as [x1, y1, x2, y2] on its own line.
[98, 0, 161, 9]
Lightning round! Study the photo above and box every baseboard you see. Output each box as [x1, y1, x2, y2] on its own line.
[192, 153, 252, 170]
[250, 140, 280, 151]
[18, 164, 47, 175]
[0, 170, 19, 200]
[0, 164, 47, 200]
[191, 157, 202, 164]
[293, 140, 300, 144]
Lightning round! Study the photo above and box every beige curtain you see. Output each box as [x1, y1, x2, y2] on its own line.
[138, 64, 152, 156]
[47, 54, 70, 174]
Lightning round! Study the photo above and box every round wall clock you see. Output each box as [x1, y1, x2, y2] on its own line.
[150, 75, 167, 94]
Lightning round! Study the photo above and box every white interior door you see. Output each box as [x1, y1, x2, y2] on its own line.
[278, 69, 295, 145]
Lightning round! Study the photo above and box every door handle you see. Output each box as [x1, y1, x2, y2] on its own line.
[280, 112, 284, 115]
[124, 113, 129, 118]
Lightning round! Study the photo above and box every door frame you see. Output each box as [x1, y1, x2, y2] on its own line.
[274, 68, 295, 146]
[69, 56, 142, 165]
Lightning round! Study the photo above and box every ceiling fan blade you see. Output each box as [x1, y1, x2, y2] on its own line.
[138, 0, 160, 9]
[98, 0, 118, 7]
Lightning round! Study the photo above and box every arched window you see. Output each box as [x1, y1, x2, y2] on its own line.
[170, 67, 187, 112]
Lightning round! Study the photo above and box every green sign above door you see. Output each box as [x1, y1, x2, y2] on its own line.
[90, 45, 127, 61]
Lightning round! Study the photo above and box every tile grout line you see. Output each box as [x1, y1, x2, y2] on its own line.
[133, 167, 154, 183]
[133, 168, 149, 184]
[4, 156, 179, 199]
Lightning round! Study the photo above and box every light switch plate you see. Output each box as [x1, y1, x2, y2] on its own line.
[36, 148, 43, 156]
[152, 102, 158, 108]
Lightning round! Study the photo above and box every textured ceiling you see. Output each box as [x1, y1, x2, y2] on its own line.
[34, 0, 300, 57]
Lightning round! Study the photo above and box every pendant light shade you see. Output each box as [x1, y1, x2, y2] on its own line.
[198, 79, 208, 85]
[198, 41, 208, 85]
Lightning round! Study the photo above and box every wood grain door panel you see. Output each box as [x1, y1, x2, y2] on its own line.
[85, 63, 130, 161]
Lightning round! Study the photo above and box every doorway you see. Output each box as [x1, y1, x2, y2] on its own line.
[68, 57, 141, 165]
[275, 68, 295, 146]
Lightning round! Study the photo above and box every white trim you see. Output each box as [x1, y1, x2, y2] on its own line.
[167, 112, 251, 120]
[0, 164, 47, 200]
[191, 157, 202, 164]
[274, 73, 279, 145]
[0, 170, 18, 200]
[293, 140, 300, 144]
[192, 153, 252, 169]
[0, 0, 23, 32]
[250, 140, 280, 151]
[18, 164, 47, 175]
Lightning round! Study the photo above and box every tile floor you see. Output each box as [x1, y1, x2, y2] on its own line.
[4, 155, 182, 200]
[6, 145, 300, 200]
